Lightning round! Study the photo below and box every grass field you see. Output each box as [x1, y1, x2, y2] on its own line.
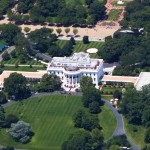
[124, 117, 145, 148]
[0, 95, 116, 149]
[108, 9, 123, 21]
[99, 105, 116, 139]
[57, 40, 104, 58]
[2, 57, 41, 65]
[2, 66, 45, 72]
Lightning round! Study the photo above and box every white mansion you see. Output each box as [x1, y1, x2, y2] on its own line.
[47, 52, 104, 89]
[0, 52, 148, 91]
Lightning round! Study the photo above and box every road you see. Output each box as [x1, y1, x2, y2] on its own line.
[1, 92, 141, 150]
[0, 46, 15, 61]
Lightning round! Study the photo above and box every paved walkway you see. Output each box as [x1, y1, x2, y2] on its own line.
[2, 92, 141, 150]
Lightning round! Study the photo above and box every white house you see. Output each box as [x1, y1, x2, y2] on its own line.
[47, 52, 104, 89]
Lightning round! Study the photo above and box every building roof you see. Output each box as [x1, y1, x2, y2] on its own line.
[102, 75, 138, 84]
[135, 72, 150, 91]
[0, 71, 47, 84]
[49, 52, 103, 69]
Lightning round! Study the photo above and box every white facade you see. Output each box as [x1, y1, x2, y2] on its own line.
[47, 52, 104, 89]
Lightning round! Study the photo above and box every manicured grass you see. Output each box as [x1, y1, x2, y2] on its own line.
[0, 95, 83, 150]
[123, 117, 145, 148]
[2, 58, 41, 65]
[57, 40, 104, 58]
[108, 9, 123, 20]
[102, 95, 114, 101]
[0, 95, 117, 149]
[99, 105, 117, 140]
[2, 66, 45, 72]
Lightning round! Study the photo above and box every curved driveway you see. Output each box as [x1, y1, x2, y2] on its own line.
[102, 99, 141, 150]
[2, 92, 141, 150]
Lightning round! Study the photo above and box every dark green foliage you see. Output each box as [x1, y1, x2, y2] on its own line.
[0, 91, 7, 104]
[0, 105, 5, 127]
[62, 130, 92, 150]
[143, 144, 150, 150]
[62, 129, 104, 150]
[89, 101, 101, 114]
[38, 74, 62, 92]
[5, 114, 19, 128]
[0, 24, 21, 44]
[73, 109, 100, 131]
[144, 128, 150, 143]
[83, 36, 89, 44]
[113, 90, 122, 99]
[120, 84, 150, 126]
[104, 135, 131, 149]
[2, 52, 10, 61]
[80, 76, 94, 92]
[70, 37, 75, 45]
[28, 28, 56, 53]
[8, 0, 106, 25]
[10, 50, 16, 58]
[1, 146, 14, 150]
[4, 73, 31, 100]
[82, 86, 101, 107]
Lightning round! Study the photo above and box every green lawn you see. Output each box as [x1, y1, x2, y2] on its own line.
[2, 66, 45, 72]
[108, 9, 123, 20]
[124, 117, 145, 148]
[57, 40, 104, 58]
[99, 105, 117, 140]
[102, 95, 114, 101]
[0, 95, 117, 149]
[2, 57, 41, 65]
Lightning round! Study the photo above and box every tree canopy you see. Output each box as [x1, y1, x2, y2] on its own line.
[4, 73, 31, 100]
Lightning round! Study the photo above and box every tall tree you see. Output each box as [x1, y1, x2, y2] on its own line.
[4, 73, 31, 100]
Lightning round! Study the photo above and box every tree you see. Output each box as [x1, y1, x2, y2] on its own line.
[73, 109, 100, 131]
[113, 90, 122, 99]
[0, 24, 21, 44]
[8, 121, 34, 144]
[70, 37, 75, 45]
[73, 28, 78, 36]
[5, 114, 19, 128]
[10, 50, 16, 58]
[4, 73, 31, 100]
[62, 130, 92, 150]
[91, 128, 104, 149]
[65, 28, 70, 35]
[145, 128, 150, 143]
[2, 146, 14, 150]
[89, 101, 100, 114]
[38, 74, 62, 92]
[2, 51, 10, 61]
[56, 28, 62, 35]
[82, 86, 101, 107]
[83, 36, 89, 44]
[0, 91, 7, 104]
[80, 76, 94, 92]
[24, 27, 31, 34]
[0, 105, 5, 127]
